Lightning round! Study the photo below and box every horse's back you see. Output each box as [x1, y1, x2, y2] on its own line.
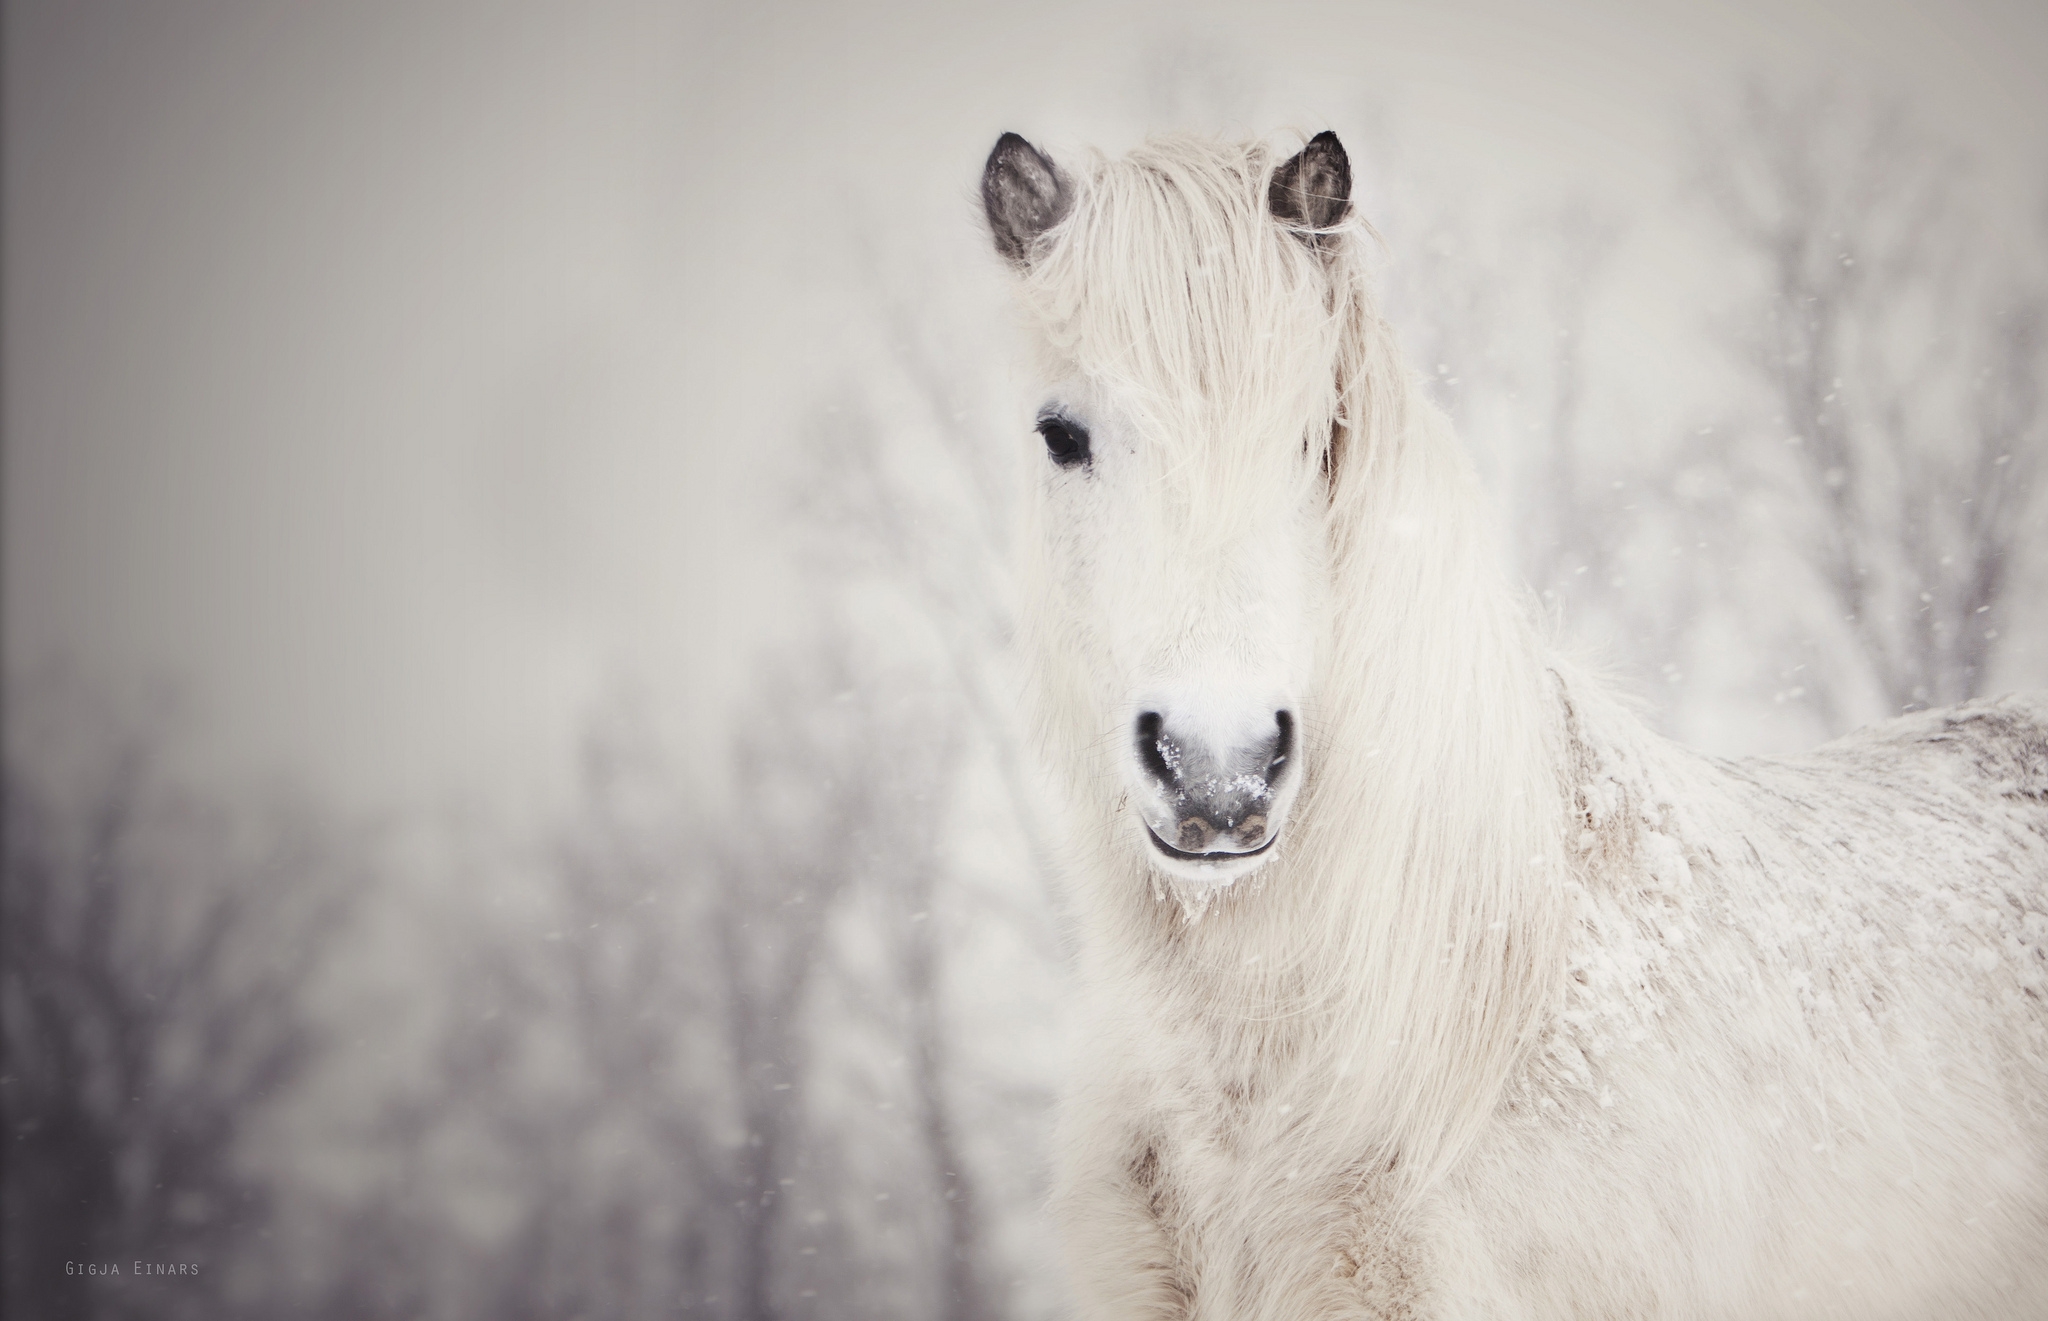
[1718, 690, 2048, 1031]
[1739, 691, 2048, 890]
[1793, 692, 2048, 914]
[1473, 693, 2048, 1319]
[1706, 694, 2048, 1316]
[1818, 691, 2048, 801]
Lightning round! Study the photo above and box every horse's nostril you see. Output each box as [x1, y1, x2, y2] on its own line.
[1269, 710, 1295, 781]
[1135, 711, 1174, 787]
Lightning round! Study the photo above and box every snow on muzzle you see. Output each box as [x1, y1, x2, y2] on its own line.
[1129, 701, 1298, 884]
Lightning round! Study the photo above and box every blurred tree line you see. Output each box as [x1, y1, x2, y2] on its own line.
[1379, 80, 2046, 743]
[5, 79, 2044, 1320]
[3, 717, 346, 1321]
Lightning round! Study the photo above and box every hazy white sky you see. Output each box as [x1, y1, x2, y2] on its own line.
[7, 0, 2046, 818]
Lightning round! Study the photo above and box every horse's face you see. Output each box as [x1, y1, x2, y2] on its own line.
[983, 132, 1354, 889]
[1023, 375, 1323, 889]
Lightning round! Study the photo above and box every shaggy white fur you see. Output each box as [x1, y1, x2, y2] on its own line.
[985, 131, 2048, 1319]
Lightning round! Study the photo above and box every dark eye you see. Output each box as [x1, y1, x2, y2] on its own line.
[1036, 415, 1091, 468]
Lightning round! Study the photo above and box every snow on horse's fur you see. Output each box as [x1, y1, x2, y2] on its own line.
[983, 131, 2048, 1319]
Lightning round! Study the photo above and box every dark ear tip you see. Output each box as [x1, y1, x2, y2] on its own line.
[987, 131, 1050, 173]
[1307, 130, 1350, 176]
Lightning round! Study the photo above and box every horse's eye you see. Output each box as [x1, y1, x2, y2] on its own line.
[1037, 416, 1091, 468]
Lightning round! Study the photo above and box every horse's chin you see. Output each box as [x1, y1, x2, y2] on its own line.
[1142, 823, 1279, 888]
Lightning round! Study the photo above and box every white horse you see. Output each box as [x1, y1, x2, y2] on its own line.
[979, 129, 2048, 1320]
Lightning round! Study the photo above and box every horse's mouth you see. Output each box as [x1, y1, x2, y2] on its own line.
[1144, 823, 1279, 864]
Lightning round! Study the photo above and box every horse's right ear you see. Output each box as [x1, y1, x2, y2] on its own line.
[983, 133, 1071, 268]
[1270, 131, 1352, 253]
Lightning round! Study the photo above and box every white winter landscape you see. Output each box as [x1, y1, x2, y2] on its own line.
[4, 2, 2046, 1318]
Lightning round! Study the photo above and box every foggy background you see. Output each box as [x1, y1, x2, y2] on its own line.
[6, 1, 2047, 1317]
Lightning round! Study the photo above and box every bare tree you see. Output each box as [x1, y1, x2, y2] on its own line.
[305, 698, 746, 1321]
[1511, 207, 1629, 607]
[797, 277, 1063, 911]
[313, 633, 998, 1321]
[2, 733, 343, 1321]
[1699, 81, 2048, 726]
[842, 709, 1001, 1321]
[786, 261, 1074, 1318]
[1368, 165, 1718, 689]
[711, 645, 882, 1321]
[303, 324, 1060, 1315]
[492, 716, 730, 1321]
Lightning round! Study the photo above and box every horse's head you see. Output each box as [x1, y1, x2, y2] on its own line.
[983, 132, 1356, 890]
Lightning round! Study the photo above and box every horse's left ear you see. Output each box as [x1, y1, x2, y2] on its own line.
[983, 132, 1072, 268]
[1269, 131, 1351, 250]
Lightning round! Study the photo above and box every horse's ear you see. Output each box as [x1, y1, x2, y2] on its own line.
[983, 132, 1071, 268]
[1269, 131, 1352, 251]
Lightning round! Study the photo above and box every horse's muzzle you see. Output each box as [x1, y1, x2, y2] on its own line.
[1130, 707, 1295, 882]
